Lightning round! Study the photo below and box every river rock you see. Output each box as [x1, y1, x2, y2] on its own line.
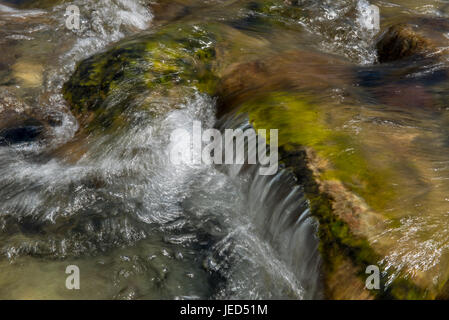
[0, 87, 46, 145]
[216, 85, 429, 299]
[376, 24, 432, 63]
[217, 50, 352, 114]
[376, 22, 445, 63]
[63, 23, 220, 131]
[63, 21, 270, 132]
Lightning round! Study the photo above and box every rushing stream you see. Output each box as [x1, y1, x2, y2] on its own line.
[0, 0, 323, 299]
[1, 0, 449, 299]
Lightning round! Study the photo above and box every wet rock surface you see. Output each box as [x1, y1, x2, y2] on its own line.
[4, 0, 449, 300]
[376, 24, 434, 63]
[0, 87, 48, 145]
[214, 21, 449, 297]
[63, 23, 219, 131]
[217, 50, 352, 113]
[376, 18, 449, 64]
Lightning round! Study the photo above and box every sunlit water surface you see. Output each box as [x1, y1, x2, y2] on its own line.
[1, 0, 449, 298]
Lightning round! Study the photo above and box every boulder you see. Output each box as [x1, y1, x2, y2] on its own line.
[375, 19, 449, 63]
[63, 23, 219, 132]
[376, 24, 434, 63]
[221, 91, 430, 298]
[216, 51, 438, 297]
[63, 21, 268, 132]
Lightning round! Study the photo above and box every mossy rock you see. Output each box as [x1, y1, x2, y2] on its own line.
[63, 23, 220, 132]
[235, 92, 396, 211]
[229, 92, 432, 299]
[63, 21, 270, 132]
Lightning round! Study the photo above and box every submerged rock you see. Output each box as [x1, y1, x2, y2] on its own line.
[216, 83, 431, 298]
[0, 87, 47, 145]
[218, 50, 352, 113]
[63, 21, 269, 132]
[11, 60, 43, 88]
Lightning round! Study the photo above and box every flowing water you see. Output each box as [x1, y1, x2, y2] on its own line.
[1, 0, 449, 299]
[0, 0, 323, 299]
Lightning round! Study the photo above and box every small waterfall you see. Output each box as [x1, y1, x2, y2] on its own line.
[0, 0, 326, 299]
[215, 112, 323, 299]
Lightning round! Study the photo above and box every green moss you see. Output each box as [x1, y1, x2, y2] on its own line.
[277, 144, 427, 299]
[63, 23, 220, 132]
[239, 92, 396, 211]
[236, 92, 427, 298]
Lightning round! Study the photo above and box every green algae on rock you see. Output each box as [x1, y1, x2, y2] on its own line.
[63, 23, 220, 131]
[236, 92, 396, 212]
[228, 92, 435, 299]
[63, 20, 274, 132]
[285, 146, 429, 299]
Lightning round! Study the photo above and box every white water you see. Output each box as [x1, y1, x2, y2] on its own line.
[0, 0, 391, 299]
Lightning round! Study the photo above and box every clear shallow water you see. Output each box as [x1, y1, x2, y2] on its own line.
[0, 0, 323, 299]
[1, 0, 449, 299]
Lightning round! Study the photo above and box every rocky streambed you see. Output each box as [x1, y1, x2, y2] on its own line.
[1, 0, 449, 299]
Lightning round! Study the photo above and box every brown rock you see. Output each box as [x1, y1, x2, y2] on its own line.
[217, 50, 352, 115]
[376, 24, 435, 63]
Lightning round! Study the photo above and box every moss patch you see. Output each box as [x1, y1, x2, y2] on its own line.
[63, 23, 220, 132]
[237, 92, 430, 299]
[239, 92, 396, 211]
[279, 145, 428, 299]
